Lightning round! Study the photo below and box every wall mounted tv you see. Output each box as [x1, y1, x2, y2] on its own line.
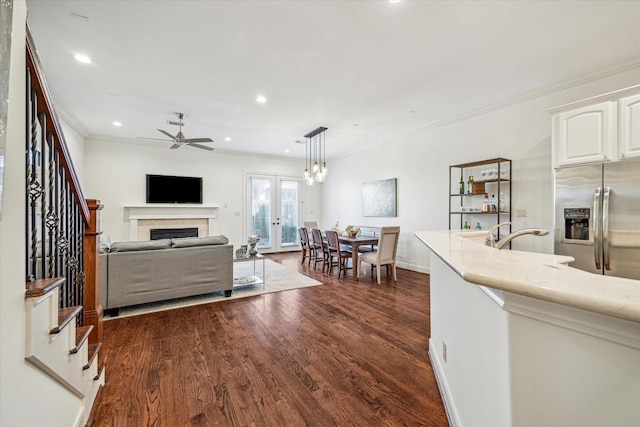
[146, 174, 203, 204]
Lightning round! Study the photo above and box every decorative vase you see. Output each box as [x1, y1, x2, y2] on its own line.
[248, 243, 258, 256]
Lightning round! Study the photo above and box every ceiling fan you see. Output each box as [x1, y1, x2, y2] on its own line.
[144, 113, 214, 151]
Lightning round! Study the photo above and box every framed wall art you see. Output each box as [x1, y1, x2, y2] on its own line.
[362, 178, 397, 217]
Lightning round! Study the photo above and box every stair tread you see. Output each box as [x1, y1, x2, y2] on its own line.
[50, 306, 83, 334]
[25, 277, 66, 298]
[71, 325, 93, 354]
[84, 342, 102, 370]
[93, 351, 107, 380]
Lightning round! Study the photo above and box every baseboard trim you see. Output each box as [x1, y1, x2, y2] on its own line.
[396, 260, 429, 274]
[428, 339, 461, 427]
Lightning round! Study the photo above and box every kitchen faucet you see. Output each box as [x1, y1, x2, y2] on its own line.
[485, 221, 549, 249]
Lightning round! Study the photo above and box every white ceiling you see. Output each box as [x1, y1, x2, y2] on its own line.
[25, 1, 640, 160]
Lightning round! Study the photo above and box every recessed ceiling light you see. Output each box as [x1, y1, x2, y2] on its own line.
[112, 121, 122, 127]
[256, 95, 267, 104]
[389, 0, 401, 3]
[225, 137, 231, 141]
[284, 149, 290, 153]
[74, 54, 92, 64]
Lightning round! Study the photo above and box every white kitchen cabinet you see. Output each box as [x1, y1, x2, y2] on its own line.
[550, 84, 640, 168]
[552, 101, 617, 167]
[619, 93, 640, 160]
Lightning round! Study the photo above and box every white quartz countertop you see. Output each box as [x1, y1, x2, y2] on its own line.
[415, 230, 640, 323]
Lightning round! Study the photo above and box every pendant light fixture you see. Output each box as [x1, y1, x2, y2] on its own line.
[303, 126, 328, 185]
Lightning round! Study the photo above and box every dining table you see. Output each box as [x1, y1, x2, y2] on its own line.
[338, 235, 379, 279]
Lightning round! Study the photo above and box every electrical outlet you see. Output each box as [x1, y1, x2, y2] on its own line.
[443, 341, 447, 363]
[517, 209, 527, 217]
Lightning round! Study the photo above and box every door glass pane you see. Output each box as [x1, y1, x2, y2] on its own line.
[280, 180, 300, 247]
[251, 178, 271, 247]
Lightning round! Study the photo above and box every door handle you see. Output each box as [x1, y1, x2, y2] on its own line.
[593, 188, 602, 270]
[602, 187, 611, 270]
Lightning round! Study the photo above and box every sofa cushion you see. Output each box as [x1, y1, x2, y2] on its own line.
[171, 235, 229, 248]
[109, 239, 172, 252]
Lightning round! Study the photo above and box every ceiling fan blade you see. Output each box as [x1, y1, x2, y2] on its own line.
[136, 136, 172, 142]
[187, 143, 215, 151]
[184, 137, 213, 143]
[157, 129, 177, 140]
[170, 143, 182, 150]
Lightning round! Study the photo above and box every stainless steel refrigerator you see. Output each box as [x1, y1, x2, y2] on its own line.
[554, 160, 640, 280]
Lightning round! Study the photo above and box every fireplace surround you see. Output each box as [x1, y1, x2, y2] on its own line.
[125, 205, 219, 241]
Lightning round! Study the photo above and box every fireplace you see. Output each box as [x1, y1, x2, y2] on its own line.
[125, 205, 219, 241]
[150, 227, 198, 240]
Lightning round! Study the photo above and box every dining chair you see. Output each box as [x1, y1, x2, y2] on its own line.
[358, 226, 400, 284]
[304, 221, 319, 230]
[325, 230, 352, 278]
[357, 227, 378, 253]
[310, 228, 328, 271]
[298, 227, 312, 266]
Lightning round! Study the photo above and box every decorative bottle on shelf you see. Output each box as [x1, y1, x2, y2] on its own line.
[467, 175, 473, 194]
[475, 222, 482, 230]
[459, 178, 464, 194]
[463, 221, 469, 230]
[490, 194, 497, 212]
[499, 192, 506, 212]
[482, 193, 489, 212]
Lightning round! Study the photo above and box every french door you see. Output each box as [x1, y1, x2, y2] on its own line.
[246, 174, 302, 253]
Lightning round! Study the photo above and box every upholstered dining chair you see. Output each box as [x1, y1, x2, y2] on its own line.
[303, 221, 319, 230]
[310, 228, 328, 271]
[325, 230, 352, 278]
[298, 227, 312, 266]
[358, 226, 400, 284]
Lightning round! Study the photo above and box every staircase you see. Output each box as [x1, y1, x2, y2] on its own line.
[25, 278, 105, 425]
[23, 28, 106, 426]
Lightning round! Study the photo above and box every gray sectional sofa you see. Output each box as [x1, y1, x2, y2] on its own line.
[99, 235, 233, 315]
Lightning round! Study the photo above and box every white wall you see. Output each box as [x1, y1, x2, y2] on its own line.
[59, 118, 86, 185]
[1, 2, 84, 426]
[322, 68, 640, 273]
[83, 137, 323, 247]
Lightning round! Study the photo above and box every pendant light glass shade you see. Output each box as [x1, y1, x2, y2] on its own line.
[302, 127, 328, 186]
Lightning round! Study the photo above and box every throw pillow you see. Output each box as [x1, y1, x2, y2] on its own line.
[171, 235, 229, 248]
[109, 239, 172, 252]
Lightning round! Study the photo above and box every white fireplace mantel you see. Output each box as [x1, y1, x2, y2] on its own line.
[124, 205, 219, 240]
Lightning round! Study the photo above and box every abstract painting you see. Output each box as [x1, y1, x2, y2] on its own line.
[362, 178, 397, 217]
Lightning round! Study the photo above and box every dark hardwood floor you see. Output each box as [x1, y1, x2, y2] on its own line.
[90, 252, 448, 426]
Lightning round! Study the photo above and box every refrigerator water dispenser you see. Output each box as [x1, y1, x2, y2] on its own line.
[564, 208, 590, 241]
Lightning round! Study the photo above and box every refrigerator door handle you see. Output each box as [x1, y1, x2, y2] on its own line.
[593, 187, 602, 270]
[602, 187, 611, 270]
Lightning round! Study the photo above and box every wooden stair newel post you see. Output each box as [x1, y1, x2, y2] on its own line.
[83, 199, 104, 361]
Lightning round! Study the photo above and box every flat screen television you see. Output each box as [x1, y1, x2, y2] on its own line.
[146, 174, 203, 204]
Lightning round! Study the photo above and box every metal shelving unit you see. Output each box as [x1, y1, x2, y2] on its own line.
[449, 158, 512, 240]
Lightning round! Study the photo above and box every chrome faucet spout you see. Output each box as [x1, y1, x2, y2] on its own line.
[485, 222, 512, 247]
[494, 228, 549, 250]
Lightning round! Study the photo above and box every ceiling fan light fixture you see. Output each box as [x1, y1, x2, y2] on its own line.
[149, 112, 214, 151]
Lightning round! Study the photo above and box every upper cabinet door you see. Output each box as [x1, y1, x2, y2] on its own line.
[553, 101, 617, 168]
[619, 93, 640, 160]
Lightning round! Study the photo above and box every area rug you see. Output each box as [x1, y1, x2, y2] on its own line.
[104, 259, 322, 319]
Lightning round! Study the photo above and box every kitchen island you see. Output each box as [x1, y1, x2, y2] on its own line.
[415, 230, 640, 427]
